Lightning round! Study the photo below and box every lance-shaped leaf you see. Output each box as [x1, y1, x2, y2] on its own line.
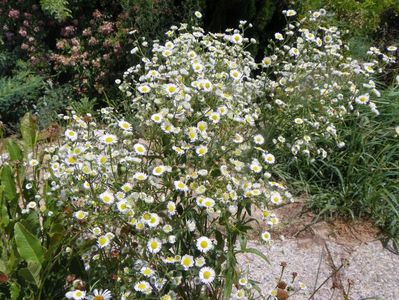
[14, 222, 45, 264]
[6, 139, 23, 161]
[1, 166, 17, 201]
[20, 113, 38, 151]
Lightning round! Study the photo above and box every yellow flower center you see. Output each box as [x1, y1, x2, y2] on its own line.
[203, 271, 211, 279]
[200, 241, 208, 249]
[150, 241, 158, 249]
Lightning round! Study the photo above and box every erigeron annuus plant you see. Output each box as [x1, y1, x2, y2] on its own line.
[46, 16, 295, 300]
[257, 9, 396, 159]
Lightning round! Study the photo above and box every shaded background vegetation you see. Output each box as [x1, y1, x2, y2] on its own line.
[2, 0, 399, 129]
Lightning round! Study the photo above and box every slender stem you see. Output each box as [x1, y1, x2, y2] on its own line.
[307, 263, 345, 300]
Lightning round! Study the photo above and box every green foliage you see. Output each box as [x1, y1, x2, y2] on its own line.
[0, 115, 81, 299]
[14, 222, 45, 286]
[0, 63, 44, 129]
[40, 0, 71, 21]
[70, 96, 97, 116]
[0, 50, 16, 77]
[36, 84, 73, 128]
[20, 113, 39, 152]
[283, 88, 399, 248]
[297, 0, 399, 34]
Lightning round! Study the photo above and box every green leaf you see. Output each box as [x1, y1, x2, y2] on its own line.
[0, 199, 9, 228]
[237, 247, 270, 265]
[18, 267, 36, 284]
[223, 268, 234, 300]
[10, 281, 21, 300]
[27, 261, 41, 286]
[1, 166, 17, 201]
[14, 222, 45, 265]
[6, 139, 23, 161]
[14, 223, 45, 287]
[40, 0, 71, 21]
[0, 259, 6, 274]
[223, 248, 236, 300]
[239, 234, 247, 250]
[20, 113, 38, 151]
[0, 185, 9, 228]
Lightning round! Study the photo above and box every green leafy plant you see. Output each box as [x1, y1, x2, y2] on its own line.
[0, 113, 80, 299]
[40, 0, 71, 21]
[0, 63, 44, 129]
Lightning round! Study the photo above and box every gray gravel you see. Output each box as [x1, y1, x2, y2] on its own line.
[238, 239, 399, 300]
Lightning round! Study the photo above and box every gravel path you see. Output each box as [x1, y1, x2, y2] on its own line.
[236, 202, 399, 300]
[238, 238, 399, 300]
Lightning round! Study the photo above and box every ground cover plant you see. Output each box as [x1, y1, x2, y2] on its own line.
[0, 6, 398, 300]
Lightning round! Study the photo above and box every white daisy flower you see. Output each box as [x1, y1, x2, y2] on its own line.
[197, 121, 208, 133]
[133, 143, 147, 155]
[100, 134, 118, 145]
[270, 192, 283, 205]
[275, 32, 284, 40]
[97, 235, 110, 248]
[196, 145, 208, 157]
[140, 266, 155, 277]
[196, 236, 213, 253]
[118, 120, 132, 131]
[99, 190, 114, 205]
[137, 85, 151, 94]
[263, 153, 275, 165]
[87, 289, 112, 300]
[165, 83, 179, 96]
[134, 281, 152, 294]
[167, 201, 176, 215]
[209, 112, 220, 124]
[194, 11, 202, 18]
[249, 160, 263, 173]
[355, 94, 369, 105]
[151, 113, 163, 123]
[174, 180, 188, 192]
[133, 172, 148, 181]
[147, 238, 162, 254]
[65, 129, 78, 141]
[261, 231, 271, 242]
[192, 63, 204, 73]
[231, 33, 243, 44]
[65, 290, 86, 300]
[152, 165, 166, 176]
[230, 69, 241, 80]
[181, 254, 194, 270]
[262, 57, 272, 67]
[253, 134, 265, 145]
[73, 210, 88, 220]
[199, 267, 216, 284]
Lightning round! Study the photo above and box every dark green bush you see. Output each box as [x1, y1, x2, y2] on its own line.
[0, 62, 44, 129]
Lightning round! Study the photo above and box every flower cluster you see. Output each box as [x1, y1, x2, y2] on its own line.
[50, 9, 134, 95]
[257, 9, 396, 158]
[41, 16, 292, 299]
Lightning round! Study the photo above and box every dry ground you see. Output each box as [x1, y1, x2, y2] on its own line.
[239, 199, 399, 300]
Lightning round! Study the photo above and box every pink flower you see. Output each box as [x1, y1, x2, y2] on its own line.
[8, 9, 20, 19]
[99, 22, 114, 34]
[88, 37, 98, 46]
[18, 27, 27, 37]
